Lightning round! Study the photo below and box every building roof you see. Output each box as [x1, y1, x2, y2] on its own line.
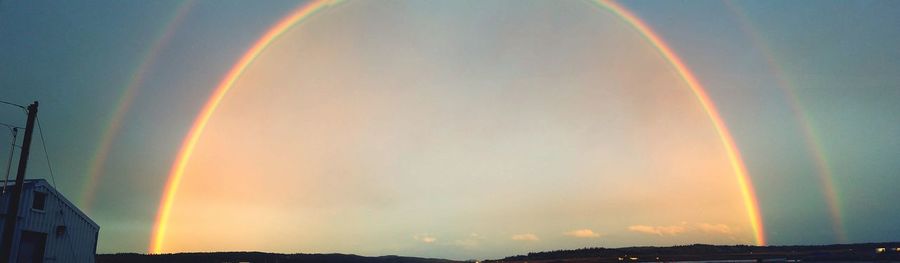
[0, 179, 99, 229]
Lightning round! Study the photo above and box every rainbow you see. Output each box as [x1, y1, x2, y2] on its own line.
[724, 1, 845, 242]
[589, 0, 766, 245]
[149, 0, 766, 252]
[149, 0, 344, 253]
[81, 0, 196, 212]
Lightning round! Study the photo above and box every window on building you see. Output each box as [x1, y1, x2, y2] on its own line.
[32, 192, 47, 211]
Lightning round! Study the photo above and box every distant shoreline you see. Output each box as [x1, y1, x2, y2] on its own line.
[97, 242, 900, 263]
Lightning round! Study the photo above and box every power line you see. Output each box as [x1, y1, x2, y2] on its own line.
[0, 122, 23, 130]
[0, 100, 26, 111]
[36, 116, 57, 188]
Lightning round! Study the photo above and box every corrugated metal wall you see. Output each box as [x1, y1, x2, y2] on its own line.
[0, 180, 99, 263]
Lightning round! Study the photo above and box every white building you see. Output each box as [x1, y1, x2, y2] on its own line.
[0, 179, 99, 263]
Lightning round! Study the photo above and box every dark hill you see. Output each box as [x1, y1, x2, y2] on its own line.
[493, 242, 900, 262]
[97, 252, 463, 263]
[97, 242, 900, 263]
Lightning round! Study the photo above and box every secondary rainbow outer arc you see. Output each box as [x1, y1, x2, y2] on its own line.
[723, 1, 845, 242]
[81, 0, 196, 212]
[591, 0, 766, 245]
[149, 0, 766, 252]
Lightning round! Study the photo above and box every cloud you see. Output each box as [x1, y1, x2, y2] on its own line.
[413, 234, 437, 243]
[696, 223, 733, 234]
[511, 233, 539, 241]
[628, 225, 687, 236]
[564, 229, 601, 238]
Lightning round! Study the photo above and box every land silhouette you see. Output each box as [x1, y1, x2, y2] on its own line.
[98, 242, 900, 262]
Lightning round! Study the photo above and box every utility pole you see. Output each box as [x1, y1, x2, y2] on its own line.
[0, 101, 37, 262]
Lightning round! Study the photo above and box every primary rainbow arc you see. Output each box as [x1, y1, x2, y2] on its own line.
[150, 0, 766, 253]
[591, 0, 765, 245]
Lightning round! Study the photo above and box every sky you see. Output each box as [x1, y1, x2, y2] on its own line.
[0, 0, 898, 260]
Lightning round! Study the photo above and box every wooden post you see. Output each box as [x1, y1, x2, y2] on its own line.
[0, 101, 38, 262]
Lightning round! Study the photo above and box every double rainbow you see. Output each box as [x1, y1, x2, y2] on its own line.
[149, 0, 766, 253]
